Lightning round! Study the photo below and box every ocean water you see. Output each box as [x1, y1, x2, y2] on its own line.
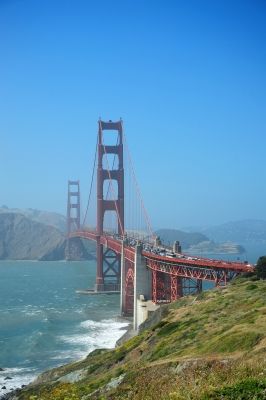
[1, 246, 264, 397]
[0, 261, 128, 397]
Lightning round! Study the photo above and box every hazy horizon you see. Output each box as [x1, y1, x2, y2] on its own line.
[1, 0, 265, 228]
[1, 204, 266, 232]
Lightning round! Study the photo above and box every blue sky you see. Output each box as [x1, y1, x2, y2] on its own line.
[1, 0, 265, 229]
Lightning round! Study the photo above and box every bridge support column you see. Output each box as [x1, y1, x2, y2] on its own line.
[170, 276, 183, 302]
[66, 180, 81, 259]
[120, 240, 126, 314]
[96, 119, 124, 292]
[197, 279, 203, 293]
[133, 244, 152, 331]
[96, 237, 104, 287]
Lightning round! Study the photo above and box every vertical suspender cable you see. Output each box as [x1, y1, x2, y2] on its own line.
[123, 130, 153, 238]
[82, 138, 98, 227]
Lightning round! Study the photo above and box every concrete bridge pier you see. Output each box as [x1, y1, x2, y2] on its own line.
[120, 242, 159, 331]
[133, 243, 154, 331]
[120, 240, 126, 315]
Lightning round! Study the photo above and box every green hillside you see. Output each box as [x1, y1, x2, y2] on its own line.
[155, 228, 209, 249]
[9, 276, 266, 400]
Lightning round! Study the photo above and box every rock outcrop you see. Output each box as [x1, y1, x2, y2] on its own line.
[0, 213, 94, 261]
[0, 206, 66, 232]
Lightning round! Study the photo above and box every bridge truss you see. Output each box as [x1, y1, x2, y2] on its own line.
[68, 119, 254, 317]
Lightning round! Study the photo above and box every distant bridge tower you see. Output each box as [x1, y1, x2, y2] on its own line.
[96, 119, 124, 291]
[66, 180, 81, 258]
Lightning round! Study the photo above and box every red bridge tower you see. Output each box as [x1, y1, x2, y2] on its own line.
[96, 119, 124, 292]
[66, 180, 81, 258]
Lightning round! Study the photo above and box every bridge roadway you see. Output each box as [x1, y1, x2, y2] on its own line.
[70, 230, 254, 285]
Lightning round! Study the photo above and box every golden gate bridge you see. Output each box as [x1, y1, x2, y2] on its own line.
[66, 119, 253, 329]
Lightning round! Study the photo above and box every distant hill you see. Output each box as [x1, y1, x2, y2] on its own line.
[155, 228, 209, 249]
[0, 207, 249, 257]
[0, 206, 66, 233]
[0, 213, 93, 261]
[155, 228, 244, 254]
[195, 219, 266, 245]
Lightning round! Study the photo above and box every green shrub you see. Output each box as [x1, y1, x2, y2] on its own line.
[246, 283, 258, 291]
[242, 271, 257, 278]
[201, 331, 262, 353]
[148, 341, 173, 361]
[152, 320, 168, 331]
[255, 256, 266, 279]
[157, 321, 179, 337]
[88, 348, 108, 357]
[204, 378, 266, 399]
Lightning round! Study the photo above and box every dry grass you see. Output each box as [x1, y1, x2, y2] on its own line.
[16, 277, 266, 400]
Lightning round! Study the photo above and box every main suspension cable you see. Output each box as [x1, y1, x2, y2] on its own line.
[82, 137, 98, 227]
[123, 127, 154, 238]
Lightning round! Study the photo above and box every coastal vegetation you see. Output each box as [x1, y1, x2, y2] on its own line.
[255, 256, 266, 279]
[9, 273, 266, 399]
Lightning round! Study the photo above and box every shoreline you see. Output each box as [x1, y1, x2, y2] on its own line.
[0, 315, 132, 400]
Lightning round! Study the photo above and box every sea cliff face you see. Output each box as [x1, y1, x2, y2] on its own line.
[0, 207, 66, 233]
[0, 213, 94, 261]
[5, 276, 266, 400]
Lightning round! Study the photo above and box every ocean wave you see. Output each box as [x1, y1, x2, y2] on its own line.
[0, 261, 125, 397]
[0, 367, 37, 397]
[80, 318, 129, 330]
[49, 350, 85, 361]
[58, 318, 129, 357]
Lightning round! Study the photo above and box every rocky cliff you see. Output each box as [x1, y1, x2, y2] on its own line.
[0, 213, 94, 261]
[0, 207, 66, 232]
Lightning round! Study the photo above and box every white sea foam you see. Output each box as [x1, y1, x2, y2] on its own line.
[49, 350, 83, 361]
[0, 262, 129, 397]
[1, 316, 126, 394]
[59, 318, 129, 358]
[22, 309, 43, 317]
[0, 367, 37, 397]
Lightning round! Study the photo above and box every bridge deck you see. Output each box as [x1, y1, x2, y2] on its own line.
[70, 230, 253, 273]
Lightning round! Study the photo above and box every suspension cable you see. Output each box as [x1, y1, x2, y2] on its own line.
[123, 128, 154, 238]
[82, 137, 98, 227]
